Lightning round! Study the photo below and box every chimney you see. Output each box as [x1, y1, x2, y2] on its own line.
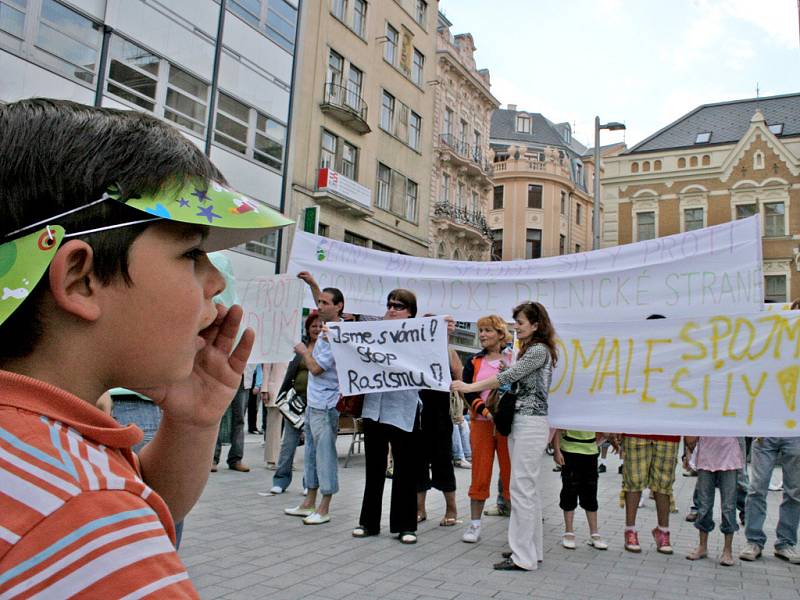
[507, 104, 517, 111]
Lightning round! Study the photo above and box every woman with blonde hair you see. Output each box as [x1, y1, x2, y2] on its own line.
[459, 314, 513, 544]
[453, 301, 558, 570]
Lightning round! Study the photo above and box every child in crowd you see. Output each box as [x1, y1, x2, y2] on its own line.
[684, 436, 744, 566]
[552, 430, 611, 549]
[0, 99, 289, 597]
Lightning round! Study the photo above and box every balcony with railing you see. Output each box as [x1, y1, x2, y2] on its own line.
[432, 201, 493, 241]
[437, 133, 492, 177]
[492, 155, 572, 180]
[320, 82, 370, 134]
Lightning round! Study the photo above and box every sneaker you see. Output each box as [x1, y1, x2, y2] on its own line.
[284, 505, 314, 517]
[269, 485, 283, 494]
[462, 523, 481, 543]
[774, 546, 800, 564]
[597, 464, 607, 473]
[652, 528, 673, 554]
[624, 530, 641, 553]
[454, 459, 472, 469]
[685, 509, 698, 522]
[303, 512, 330, 525]
[739, 542, 762, 561]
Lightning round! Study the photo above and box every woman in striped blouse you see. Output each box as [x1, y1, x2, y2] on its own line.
[452, 301, 558, 571]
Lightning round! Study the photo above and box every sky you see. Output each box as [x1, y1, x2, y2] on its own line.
[440, 0, 799, 149]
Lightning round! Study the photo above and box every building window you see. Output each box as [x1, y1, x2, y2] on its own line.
[341, 141, 357, 179]
[254, 113, 285, 170]
[702, 154, 710, 166]
[684, 207, 704, 231]
[165, 64, 208, 134]
[331, 0, 346, 20]
[215, 92, 250, 154]
[527, 184, 543, 209]
[764, 202, 786, 237]
[380, 90, 395, 132]
[493, 185, 504, 210]
[460, 119, 468, 146]
[690, 156, 698, 167]
[384, 23, 398, 64]
[575, 243, 581, 253]
[244, 230, 278, 260]
[327, 48, 343, 86]
[474, 129, 482, 151]
[559, 234, 565, 255]
[471, 191, 479, 214]
[695, 132, 711, 144]
[768, 123, 784, 135]
[753, 150, 765, 170]
[456, 182, 464, 209]
[560, 191, 566, 214]
[525, 229, 542, 259]
[765, 275, 787, 303]
[678, 157, 686, 168]
[372, 241, 394, 252]
[516, 115, 531, 133]
[443, 107, 453, 136]
[735, 203, 757, 220]
[575, 203, 582, 225]
[320, 130, 337, 169]
[227, 0, 298, 53]
[318, 222, 330, 237]
[412, 48, 424, 85]
[107, 36, 159, 112]
[408, 111, 421, 150]
[0, 0, 25, 37]
[637, 211, 656, 241]
[344, 230, 368, 247]
[346, 64, 363, 109]
[33, 0, 102, 84]
[441, 173, 450, 203]
[405, 179, 418, 221]
[352, 0, 366, 37]
[415, 0, 427, 26]
[376, 162, 391, 209]
[491, 230, 503, 261]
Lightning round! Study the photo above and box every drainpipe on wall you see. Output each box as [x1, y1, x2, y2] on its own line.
[205, 0, 227, 156]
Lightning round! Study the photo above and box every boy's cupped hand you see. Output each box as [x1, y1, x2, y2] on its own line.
[136, 303, 254, 430]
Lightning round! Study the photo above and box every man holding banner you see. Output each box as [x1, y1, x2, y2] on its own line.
[283, 273, 345, 525]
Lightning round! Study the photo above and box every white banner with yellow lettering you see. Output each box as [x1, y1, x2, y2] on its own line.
[548, 310, 800, 436]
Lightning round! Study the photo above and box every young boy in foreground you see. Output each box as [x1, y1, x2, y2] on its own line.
[0, 99, 290, 597]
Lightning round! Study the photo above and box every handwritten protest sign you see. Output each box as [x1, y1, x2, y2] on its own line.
[287, 216, 763, 322]
[548, 310, 800, 436]
[236, 275, 304, 363]
[326, 317, 451, 395]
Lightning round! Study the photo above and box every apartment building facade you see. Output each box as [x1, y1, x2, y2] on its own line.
[488, 106, 598, 261]
[602, 94, 800, 303]
[288, 0, 437, 256]
[0, 0, 298, 278]
[428, 12, 498, 261]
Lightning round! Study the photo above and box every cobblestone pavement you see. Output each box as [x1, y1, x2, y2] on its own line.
[180, 434, 800, 600]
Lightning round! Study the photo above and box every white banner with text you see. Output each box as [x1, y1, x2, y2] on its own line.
[326, 317, 451, 395]
[548, 309, 800, 436]
[287, 216, 763, 322]
[236, 275, 304, 364]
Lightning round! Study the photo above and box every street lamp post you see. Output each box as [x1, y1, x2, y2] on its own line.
[593, 117, 626, 250]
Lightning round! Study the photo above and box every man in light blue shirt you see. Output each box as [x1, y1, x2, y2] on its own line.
[284, 272, 344, 525]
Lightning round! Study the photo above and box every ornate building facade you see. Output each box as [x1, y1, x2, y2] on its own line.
[428, 12, 498, 260]
[602, 94, 800, 303]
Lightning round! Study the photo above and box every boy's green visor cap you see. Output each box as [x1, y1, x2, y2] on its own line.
[122, 180, 293, 251]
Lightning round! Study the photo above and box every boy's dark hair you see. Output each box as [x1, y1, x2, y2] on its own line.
[322, 287, 345, 316]
[0, 98, 224, 360]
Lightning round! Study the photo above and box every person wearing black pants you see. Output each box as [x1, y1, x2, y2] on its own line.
[416, 389, 458, 525]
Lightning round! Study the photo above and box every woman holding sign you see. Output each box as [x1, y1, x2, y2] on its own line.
[353, 289, 422, 544]
[452, 301, 558, 571]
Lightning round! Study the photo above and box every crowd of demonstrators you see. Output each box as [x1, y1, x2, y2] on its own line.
[283, 273, 344, 525]
[459, 314, 513, 545]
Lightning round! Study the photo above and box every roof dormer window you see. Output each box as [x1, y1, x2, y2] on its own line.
[694, 132, 711, 144]
[768, 123, 784, 135]
[516, 115, 531, 134]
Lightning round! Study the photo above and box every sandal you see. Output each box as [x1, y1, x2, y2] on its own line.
[562, 532, 576, 549]
[398, 532, 417, 544]
[439, 517, 462, 527]
[685, 549, 708, 561]
[352, 526, 378, 538]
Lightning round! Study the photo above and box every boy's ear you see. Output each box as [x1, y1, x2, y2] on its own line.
[47, 240, 103, 322]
